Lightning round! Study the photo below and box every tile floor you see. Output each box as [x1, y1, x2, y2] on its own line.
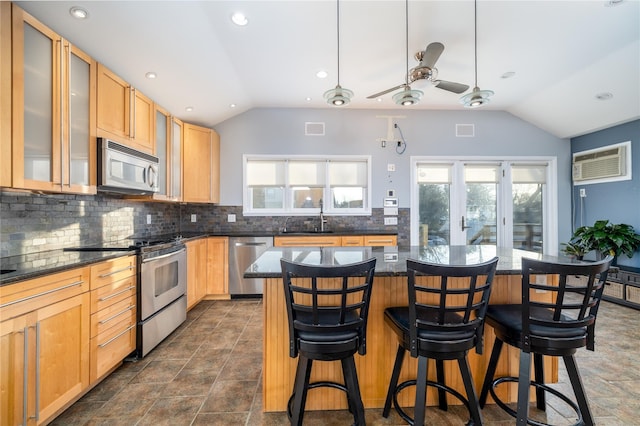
[52, 298, 639, 425]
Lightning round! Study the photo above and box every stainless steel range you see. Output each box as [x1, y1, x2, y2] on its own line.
[66, 234, 187, 357]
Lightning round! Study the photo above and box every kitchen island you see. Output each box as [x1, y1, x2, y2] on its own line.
[246, 245, 567, 412]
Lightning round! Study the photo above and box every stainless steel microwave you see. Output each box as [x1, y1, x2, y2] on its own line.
[98, 138, 159, 194]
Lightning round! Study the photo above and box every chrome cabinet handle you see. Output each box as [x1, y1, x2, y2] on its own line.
[99, 324, 135, 348]
[22, 327, 28, 426]
[98, 285, 135, 302]
[0, 280, 84, 309]
[32, 323, 40, 421]
[98, 305, 135, 325]
[98, 265, 134, 278]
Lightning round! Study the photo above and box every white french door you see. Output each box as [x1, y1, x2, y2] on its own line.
[411, 158, 558, 254]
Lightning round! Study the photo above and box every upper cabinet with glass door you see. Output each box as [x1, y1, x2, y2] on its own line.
[145, 105, 182, 202]
[8, 4, 96, 194]
[96, 63, 154, 154]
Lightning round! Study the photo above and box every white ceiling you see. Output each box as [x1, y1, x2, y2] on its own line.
[16, 0, 640, 139]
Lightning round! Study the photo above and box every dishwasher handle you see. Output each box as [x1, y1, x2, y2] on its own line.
[234, 241, 268, 247]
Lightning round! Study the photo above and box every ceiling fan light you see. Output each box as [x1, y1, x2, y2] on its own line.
[392, 87, 423, 106]
[324, 85, 353, 106]
[460, 87, 494, 108]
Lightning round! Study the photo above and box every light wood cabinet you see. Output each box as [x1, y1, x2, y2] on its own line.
[0, 267, 90, 426]
[206, 237, 229, 297]
[89, 256, 136, 383]
[97, 63, 154, 153]
[186, 239, 208, 309]
[183, 123, 220, 203]
[6, 4, 96, 194]
[274, 234, 397, 247]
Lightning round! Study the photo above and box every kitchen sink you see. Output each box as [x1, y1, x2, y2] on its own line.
[279, 230, 334, 235]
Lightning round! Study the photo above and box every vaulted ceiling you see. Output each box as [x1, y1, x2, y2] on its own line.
[16, 0, 640, 139]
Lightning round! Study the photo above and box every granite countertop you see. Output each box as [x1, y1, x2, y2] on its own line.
[243, 245, 582, 278]
[0, 249, 136, 286]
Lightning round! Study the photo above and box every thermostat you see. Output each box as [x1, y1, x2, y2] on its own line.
[384, 197, 398, 207]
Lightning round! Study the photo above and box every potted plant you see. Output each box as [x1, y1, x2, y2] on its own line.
[560, 240, 588, 260]
[568, 220, 640, 260]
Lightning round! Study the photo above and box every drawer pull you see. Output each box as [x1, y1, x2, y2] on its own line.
[98, 285, 136, 302]
[99, 324, 135, 348]
[99, 305, 135, 325]
[0, 280, 84, 308]
[98, 265, 134, 278]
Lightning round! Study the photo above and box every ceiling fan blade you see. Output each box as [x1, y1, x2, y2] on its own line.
[434, 80, 470, 94]
[367, 84, 405, 99]
[420, 42, 444, 68]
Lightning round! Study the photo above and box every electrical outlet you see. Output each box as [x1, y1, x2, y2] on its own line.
[146, 214, 152, 224]
[387, 163, 395, 172]
[579, 188, 586, 198]
[228, 214, 236, 223]
[191, 214, 197, 222]
[381, 140, 386, 148]
[384, 217, 398, 225]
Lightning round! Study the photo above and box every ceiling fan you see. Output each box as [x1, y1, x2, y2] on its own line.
[367, 42, 470, 99]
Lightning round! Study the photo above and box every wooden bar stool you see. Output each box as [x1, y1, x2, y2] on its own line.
[478, 256, 613, 426]
[280, 257, 376, 426]
[382, 256, 499, 426]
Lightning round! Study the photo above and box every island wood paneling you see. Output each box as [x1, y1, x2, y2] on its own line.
[263, 273, 557, 412]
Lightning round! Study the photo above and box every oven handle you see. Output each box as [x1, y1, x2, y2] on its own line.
[142, 247, 186, 263]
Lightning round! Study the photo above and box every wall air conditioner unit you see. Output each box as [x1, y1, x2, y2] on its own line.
[572, 141, 631, 184]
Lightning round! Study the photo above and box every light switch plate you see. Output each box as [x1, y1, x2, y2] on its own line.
[384, 217, 398, 225]
[146, 214, 152, 224]
[384, 207, 398, 216]
[228, 214, 236, 222]
[191, 214, 197, 222]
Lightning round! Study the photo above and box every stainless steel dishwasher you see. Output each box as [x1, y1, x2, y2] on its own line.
[229, 236, 273, 296]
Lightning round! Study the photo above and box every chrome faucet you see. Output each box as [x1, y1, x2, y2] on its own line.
[319, 199, 327, 232]
[283, 216, 292, 233]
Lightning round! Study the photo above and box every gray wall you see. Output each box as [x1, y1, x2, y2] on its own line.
[571, 119, 640, 269]
[215, 107, 573, 240]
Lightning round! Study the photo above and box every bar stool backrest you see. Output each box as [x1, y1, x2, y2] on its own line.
[520, 255, 613, 352]
[281, 258, 377, 357]
[406, 257, 499, 356]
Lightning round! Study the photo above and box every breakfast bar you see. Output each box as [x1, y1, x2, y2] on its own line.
[246, 245, 565, 412]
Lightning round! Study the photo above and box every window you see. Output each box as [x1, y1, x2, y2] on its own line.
[244, 156, 371, 215]
[412, 158, 557, 254]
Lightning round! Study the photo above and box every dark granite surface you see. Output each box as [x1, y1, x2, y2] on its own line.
[1, 249, 136, 285]
[244, 245, 587, 278]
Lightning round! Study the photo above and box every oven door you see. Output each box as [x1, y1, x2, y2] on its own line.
[140, 247, 187, 321]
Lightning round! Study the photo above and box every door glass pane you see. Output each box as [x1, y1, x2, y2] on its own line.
[418, 183, 450, 245]
[512, 183, 543, 252]
[466, 183, 497, 245]
[171, 121, 181, 198]
[24, 23, 52, 182]
[69, 52, 89, 185]
[156, 111, 167, 194]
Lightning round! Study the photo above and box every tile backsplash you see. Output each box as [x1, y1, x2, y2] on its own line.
[1, 190, 408, 257]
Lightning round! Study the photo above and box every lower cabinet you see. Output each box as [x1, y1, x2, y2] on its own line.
[186, 238, 208, 309]
[274, 234, 397, 248]
[207, 237, 229, 297]
[0, 267, 90, 426]
[89, 255, 137, 383]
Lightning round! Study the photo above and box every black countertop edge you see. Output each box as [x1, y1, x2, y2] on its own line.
[1, 249, 136, 286]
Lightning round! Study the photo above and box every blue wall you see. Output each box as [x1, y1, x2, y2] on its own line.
[571, 119, 640, 269]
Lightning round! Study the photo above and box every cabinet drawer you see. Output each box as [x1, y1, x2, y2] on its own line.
[90, 255, 136, 290]
[90, 294, 136, 338]
[341, 236, 364, 246]
[363, 235, 397, 246]
[0, 267, 90, 321]
[90, 276, 136, 313]
[90, 317, 136, 383]
[274, 236, 341, 247]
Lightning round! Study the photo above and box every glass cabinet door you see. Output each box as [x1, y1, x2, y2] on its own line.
[155, 108, 168, 197]
[171, 118, 183, 201]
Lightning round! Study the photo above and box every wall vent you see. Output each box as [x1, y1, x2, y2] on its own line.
[572, 141, 631, 184]
[305, 122, 325, 136]
[456, 124, 474, 137]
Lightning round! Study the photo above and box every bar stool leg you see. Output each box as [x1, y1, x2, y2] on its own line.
[436, 359, 448, 411]
[533, 353, 546, 410]
[383, 345, 406, 417]
[342, 356, 366, 426]
[458, 356, 483, 426]
[414, 356, 429, 426]
[290, 356, 313, 426]
[516, 351, 532, 426]
[479, 338, 503, 407]
[563, 355, 594, 426]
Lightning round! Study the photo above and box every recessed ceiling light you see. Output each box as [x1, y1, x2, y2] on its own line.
[604, 0, 624, 6]
[305, 97, 312, 102]
[145, 72, 157, 79]
[69, 6, 89, 19]
[501, 71, 516, 79]
[316, 70, 328, 79]
[231, 12, 248, 26]
[185, 106, 194, 112]
[230, 104, 237, 108]
[376, 98, 383, 102]
[595, 92, 613, 100]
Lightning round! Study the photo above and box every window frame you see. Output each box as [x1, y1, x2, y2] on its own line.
[243, 155, 372, 216]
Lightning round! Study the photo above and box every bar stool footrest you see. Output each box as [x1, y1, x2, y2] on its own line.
[390, 379, 473, 426]
[489, 376, 583, 426]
